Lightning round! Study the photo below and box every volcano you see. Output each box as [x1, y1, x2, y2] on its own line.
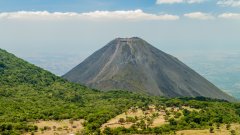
[63, 37, 234, 101]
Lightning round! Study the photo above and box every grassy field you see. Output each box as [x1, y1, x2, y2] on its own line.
[25, 119, 84, 135]
[101, 105, 196, 131]
[101, 105, 167, 130]
[177, 123, 240, 135]
[22, 105, 239, 135]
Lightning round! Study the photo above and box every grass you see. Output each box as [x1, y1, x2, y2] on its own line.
[25, 119, 84, 135]
[177, 123, 240, 135]
[101, 105, 196, 130]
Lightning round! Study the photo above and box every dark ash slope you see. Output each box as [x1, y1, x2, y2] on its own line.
[63, 37, 235, 101]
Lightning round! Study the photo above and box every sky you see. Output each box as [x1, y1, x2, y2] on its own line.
[0, 0, 240, 13]
[0, 1, 239, 52]
[0, 0, 240, 97]
[0, 0, 240, 70]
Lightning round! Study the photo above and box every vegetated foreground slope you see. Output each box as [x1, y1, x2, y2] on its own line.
[0, 49, 154, 134]
[0, 48, 240, 135]
[63, 37, 235, 102]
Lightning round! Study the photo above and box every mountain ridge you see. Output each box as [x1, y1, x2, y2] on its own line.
[63, 37, 235, 102]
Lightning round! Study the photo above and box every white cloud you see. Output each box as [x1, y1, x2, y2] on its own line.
[156, 0, 205, 4]
[218, 13, 240, 19]
[184, 12, 214, 20]
[217, 0, 240, 7]
[80, 10, 179, 20]
[156, 0, 184, 4]
[187, 0, 205, 3]
[0, 10, 179, 21]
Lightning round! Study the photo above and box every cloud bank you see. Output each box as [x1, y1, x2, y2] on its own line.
[217, 0, 240, 7]
[0, 10, 240, 21]
[184, 12, 214, 20]
[156, 0, 205, 4]
[0, 10, 179, 21]
[218, 13, 240, 19]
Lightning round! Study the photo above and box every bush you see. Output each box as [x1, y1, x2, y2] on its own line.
[231, 130, 236, 135]
[226, 123, 231, 130]
[174, 112, 182, 118]
[169, 118, 177, 126]
[216, 123, 220, 129]
[118, 118, 125, 124]
[210, 127, 214, 133]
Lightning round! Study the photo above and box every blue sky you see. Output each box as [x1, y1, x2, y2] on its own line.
[0, 0, 240, 72]
[0, 0, 153, 12]
[0, 0, 240, 14]
[0, 0, 239, 58]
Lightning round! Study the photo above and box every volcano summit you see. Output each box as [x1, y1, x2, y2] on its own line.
[63, 37, 234, 101]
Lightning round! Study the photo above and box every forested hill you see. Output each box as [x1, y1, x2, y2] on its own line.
[0, 48, 240, 135]
[0, 48, 154, 134]
[0, 49, 59, 86]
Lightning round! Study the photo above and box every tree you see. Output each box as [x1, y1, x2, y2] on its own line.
[164, 115, 169, 121]
[215, 123, 220, 129]
[231, 130, 236, 135]
[146, 118, 154, 128]
[53, 126, 56, 131]
[174, 112, 182, 118]
[132, 107, 137, 113]
[209, 127, 214, 133]
[103, 127, 112, 135]
[226, 123, 231, 130]
[118, 118, 125, 124]
[139, 120, 146, 130]
[169, 118, 177, 126]
[183, 109, 190, 116]
[69, 119, 74, 125]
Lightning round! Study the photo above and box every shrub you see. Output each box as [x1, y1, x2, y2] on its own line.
[226, 123, 231, 130]
[209, 127, 214, 133]
[118, 118, 125, 124]
[231, 130, 236, 135]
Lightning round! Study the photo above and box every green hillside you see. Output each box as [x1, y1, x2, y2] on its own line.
[0, 49, 155, 134]
[0, 49, 240, 135]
